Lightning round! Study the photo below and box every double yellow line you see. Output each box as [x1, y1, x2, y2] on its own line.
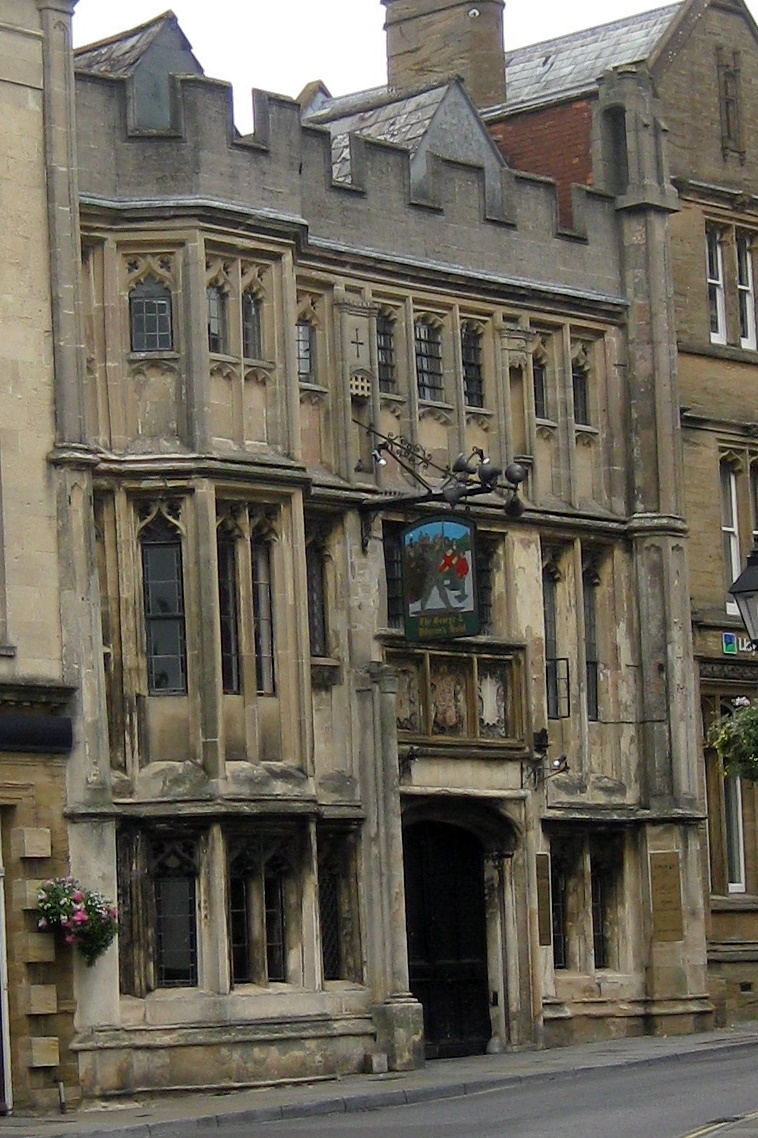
[682, 1112, 758, 1137]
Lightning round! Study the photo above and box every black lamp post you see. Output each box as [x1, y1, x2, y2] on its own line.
[729, 542, 758, 648]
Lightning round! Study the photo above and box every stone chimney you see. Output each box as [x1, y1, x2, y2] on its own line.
[383, 0, 506, 109]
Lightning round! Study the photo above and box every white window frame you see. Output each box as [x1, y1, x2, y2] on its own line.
[725, 771, 746, 893]
[720, 462, 741, 614]
[737, 233, 757, 350]
[707, 227, 727, 345]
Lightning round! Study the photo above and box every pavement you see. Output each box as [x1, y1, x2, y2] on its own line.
[3, 1023, 758, 1138]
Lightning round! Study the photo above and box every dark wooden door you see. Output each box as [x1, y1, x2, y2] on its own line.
[403, 820, 491, 1058]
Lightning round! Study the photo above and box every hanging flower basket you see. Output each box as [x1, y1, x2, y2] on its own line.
[37, 877, 118, 966]
[706, 696, 758, 782]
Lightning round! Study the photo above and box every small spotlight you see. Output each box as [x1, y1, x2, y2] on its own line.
[372, 448, 387, 467]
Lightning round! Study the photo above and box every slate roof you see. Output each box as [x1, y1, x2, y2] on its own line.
[75, 10, 185, 77]
[304, 83, 450, 182]
[497, 3, 682, 113]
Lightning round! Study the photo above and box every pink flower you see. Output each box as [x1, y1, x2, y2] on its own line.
[72, 891, 84, 903]
[72, 910, 88, 925]
[64, 934, 75, 945]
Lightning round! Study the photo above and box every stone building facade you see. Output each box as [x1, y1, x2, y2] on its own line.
[0, 0, 84, 1114]
[29, 3, 712, 1099]
[475, 0, 758, 1028]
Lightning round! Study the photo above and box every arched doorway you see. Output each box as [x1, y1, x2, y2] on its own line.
[403, 819, 491, 1058]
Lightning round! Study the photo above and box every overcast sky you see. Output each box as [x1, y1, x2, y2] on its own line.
[72, 0, 757, 132]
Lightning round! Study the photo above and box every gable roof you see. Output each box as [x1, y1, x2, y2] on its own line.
[304, 82, 452, 181]
[495, 3, 682, 114]
[74, 10, 199, 78]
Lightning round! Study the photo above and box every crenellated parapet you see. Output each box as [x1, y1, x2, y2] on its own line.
[75, 71, 626, 307]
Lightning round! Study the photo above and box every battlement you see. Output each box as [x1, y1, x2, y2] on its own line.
[75, 69, 625, 306]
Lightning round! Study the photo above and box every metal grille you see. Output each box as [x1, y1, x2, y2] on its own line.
[319, 864, 342, 981]
[551, 860, 568, 970]
[414, 318, 443, 401]
[297, 320, 315, 382]
[462, 326, 484, 408]
[590, 859, 610, 970]
[377, 314, 396, 393]
[306, 541, 328, 657]
[476, 538, 496, 635]
[383, 525, 403, 629]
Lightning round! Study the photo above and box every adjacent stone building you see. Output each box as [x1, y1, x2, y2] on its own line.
[0, 0, 83, 1114]
[477, 0, 758, 1028]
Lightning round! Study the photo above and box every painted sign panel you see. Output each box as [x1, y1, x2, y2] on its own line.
[722, 631, 756, 656]
[650, 850, 684, 943]
[402, 515, 479, 641]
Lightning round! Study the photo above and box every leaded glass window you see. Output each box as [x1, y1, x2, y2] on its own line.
[130, 275, 173, 353]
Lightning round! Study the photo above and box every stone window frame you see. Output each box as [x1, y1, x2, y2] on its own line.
[706, 225, 728, 345]
[531, 335, 550, 422]
[117, 826, 202, 997]
[582, 553, 601, 723]
[137, 499, 188, 697]
[548, 828, 626, 975]
[702, 689, 750, 897]
[377, 308, 398, 394]
[570, 342, 592, 429]
[413, 312, 445, 402]
[317, 824, 363, 984]
[125, 253, 176, 357]
[460, 319, 485, 410]
[542, 554, 569, 721]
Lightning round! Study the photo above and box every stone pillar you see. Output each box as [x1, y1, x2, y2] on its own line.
[37, 0, 85, 447]
[368, 664, 424, 1071]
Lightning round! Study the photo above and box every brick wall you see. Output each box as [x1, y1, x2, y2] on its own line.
[488, 99, 594, 229]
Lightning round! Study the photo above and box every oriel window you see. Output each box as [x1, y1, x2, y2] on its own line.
[414, 317, 444, 401]
[129, 275, 173, 353]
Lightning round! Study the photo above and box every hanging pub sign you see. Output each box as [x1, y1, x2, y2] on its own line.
[401, 514, 479, 641]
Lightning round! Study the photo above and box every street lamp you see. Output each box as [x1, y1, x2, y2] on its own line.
[729, 542, 758, 648]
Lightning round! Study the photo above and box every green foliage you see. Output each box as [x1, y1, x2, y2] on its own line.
[37, 876, 118, 966]
[706, 697, 758, 781]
